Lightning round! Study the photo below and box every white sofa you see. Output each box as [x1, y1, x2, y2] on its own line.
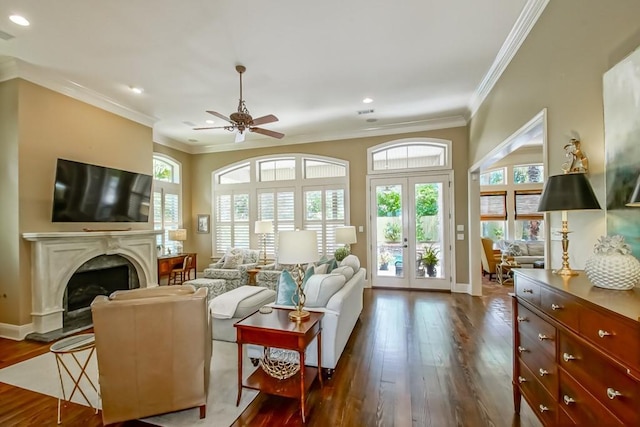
[248, 255, 366, 374]
[496, 239, 544, 267]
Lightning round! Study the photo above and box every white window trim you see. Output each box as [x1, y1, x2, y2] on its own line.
[212, 154, 350, 258]
[153, 153, 183, 254]
[367, 138, 452, 175]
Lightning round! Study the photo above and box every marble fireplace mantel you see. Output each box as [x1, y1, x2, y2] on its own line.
[22, 230, 161, 334]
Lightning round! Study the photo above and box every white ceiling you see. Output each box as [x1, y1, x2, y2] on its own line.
[0, 0, 546, 153]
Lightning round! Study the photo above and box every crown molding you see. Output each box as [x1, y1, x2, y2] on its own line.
[152, 130, 197, 154]
[0, 57, 157, 128]
[190, 115, 468, 154]
[468, 0, 549, 118]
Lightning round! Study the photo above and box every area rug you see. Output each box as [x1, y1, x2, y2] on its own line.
[0, 340, 258, 426]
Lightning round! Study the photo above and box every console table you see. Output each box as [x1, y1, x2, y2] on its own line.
[512, 269, 639, 426]
[235, 308, 323, 423]
[157, 253, 196, 285]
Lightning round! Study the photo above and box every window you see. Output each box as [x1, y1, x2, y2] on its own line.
[480, 191, 507, 241]
[514, 189, 543, 241]
[480, 168, 506, 185]
[213, 155, 349, 258]
[369, 139, 451, 172]
[513, 164, 544, 184]
[153, 155, 182, 254]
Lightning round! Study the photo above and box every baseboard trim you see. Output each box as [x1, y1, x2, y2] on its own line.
[0, 322, 34, 341]
[453, 282, 472, 294]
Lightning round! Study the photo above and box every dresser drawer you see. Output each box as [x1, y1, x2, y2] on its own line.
[559, 332, 639, 426]
[518, 331, 558, 397]
[580, 306, 640, 372]
[516, 359, 557, 426]
[516, 303, 556, 358]
[558, 407, 578, 426]
[515, 275, 541, 307]
[559, 369, 626, 426]
[540, 287, 580, 331]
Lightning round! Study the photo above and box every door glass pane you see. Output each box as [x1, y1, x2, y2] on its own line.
[375, 184, 403, 277]
[414, 183, 443, 279]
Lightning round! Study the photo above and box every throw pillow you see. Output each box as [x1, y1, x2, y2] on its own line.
[304, 273, 346, 307]
[340, 254, 360, 272]
[507, 242, 523, 257]
[314, 263, 329, 274]
[276, 266, 315, 306]
[331, 265, 354, 282]
[222, 252, 243, 269]
[317, 257, 338, 273]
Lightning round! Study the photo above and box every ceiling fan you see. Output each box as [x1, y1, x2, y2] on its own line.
[194, 65, 285, 143]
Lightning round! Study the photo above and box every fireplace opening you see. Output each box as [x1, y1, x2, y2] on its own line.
[63, 255, 139, 330]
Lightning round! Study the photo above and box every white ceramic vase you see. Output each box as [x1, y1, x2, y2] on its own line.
[585, 253, 640, 290]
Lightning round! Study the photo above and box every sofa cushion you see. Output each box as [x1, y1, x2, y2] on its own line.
[303, 273, 346, 308]
[340, 254, 360, 271]
[527, 241, 544, 256]
[276, 266, 314, 306]
[331, 265, 354, 282]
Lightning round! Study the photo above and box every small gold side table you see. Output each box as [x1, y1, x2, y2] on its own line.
[50, 333, 98, 424]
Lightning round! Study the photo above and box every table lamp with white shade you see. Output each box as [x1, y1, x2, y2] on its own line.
[168, 229, 187, 254]
[254, 220, 274, 265]
[335, 225, 357, 259]
[277, 230, 319, 321]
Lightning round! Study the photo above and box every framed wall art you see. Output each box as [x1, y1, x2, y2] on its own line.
[197, 214, 210, 234]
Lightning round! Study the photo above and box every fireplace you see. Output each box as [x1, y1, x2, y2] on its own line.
[22, 230, 160, 335]
[63, 255, 139, 330]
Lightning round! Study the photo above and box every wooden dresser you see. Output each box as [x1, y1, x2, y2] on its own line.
[512, 269, 640, 426]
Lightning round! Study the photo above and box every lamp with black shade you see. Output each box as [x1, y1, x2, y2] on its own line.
[254, 220, 274, 266]
[277, 230, 319, 322]
[537, 172, 601, 276]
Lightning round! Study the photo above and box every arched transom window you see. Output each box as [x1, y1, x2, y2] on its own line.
[368, 139, 451, 173]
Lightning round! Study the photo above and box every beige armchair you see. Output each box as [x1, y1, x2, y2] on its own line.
[91, 285, 211, 425]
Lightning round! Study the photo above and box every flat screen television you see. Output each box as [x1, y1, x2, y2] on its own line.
[52, 158, 152, 222]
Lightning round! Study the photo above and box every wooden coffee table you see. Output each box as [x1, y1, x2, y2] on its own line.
[235, 308, 323, 423]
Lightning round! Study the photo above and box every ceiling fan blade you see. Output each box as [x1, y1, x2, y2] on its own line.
[251, 114, 279, 126]
[193, 126, 228, 130]
[250, 127, 285, 139]
[235, 131, 246, 143]
[206, 110, 233, 123]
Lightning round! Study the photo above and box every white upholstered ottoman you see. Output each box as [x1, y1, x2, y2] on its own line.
[209, 286, 276, 342]
[182, 278, 227, 303]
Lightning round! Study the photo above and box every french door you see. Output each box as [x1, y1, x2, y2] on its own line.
[369, 173, 452, 290]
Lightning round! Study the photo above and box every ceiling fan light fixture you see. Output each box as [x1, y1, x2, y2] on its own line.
[9, 15, 30, 26]
[205, 119, 214, 124]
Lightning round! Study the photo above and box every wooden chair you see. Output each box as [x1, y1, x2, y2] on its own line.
[169, 254, 194, 285]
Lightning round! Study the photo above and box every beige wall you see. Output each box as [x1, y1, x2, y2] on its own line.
[469, 0, 640, 269]
[0, 80, 21, 325]
[1, 79, 154, 328]
[190, 127, 470, 283]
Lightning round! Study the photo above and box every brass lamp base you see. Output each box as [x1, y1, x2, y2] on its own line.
[288, 309, 310, 321]
[553, 266, 579, 277]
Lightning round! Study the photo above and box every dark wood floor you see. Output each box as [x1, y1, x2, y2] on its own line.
[0, 281, 541, 427]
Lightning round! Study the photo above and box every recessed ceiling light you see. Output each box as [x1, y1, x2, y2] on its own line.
[9, 15, 30, 26]
[130, 86, 143, 94]
[205, 119, 214, 124]
[188, 139, 198, 143]
[362, 97, 373, 104]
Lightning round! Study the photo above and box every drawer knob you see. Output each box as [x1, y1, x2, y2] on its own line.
[517, 316, 528, 322]
[538, 333, 549, 341]
[563, 353, 576, 362]
[607, 388, 622, 400]
[523, 288, 534, 294]
[551, 303, 563, 311]
[518, 346, 528, 354]
[563, 395, 575, 405]
[539, 368, 549, 377]
[598, 329, 612, 338]
[518, 376, 527, 384]
[539, 405, 549, 413]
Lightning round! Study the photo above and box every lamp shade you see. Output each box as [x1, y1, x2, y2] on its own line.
[537, 173, 601, 212]
[277, 230, 319, 265]
[254, 220, 274, 234]
[335, 226, 357, 245]
[627, 175, 640, 207]
[168, 229, 187, 241]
